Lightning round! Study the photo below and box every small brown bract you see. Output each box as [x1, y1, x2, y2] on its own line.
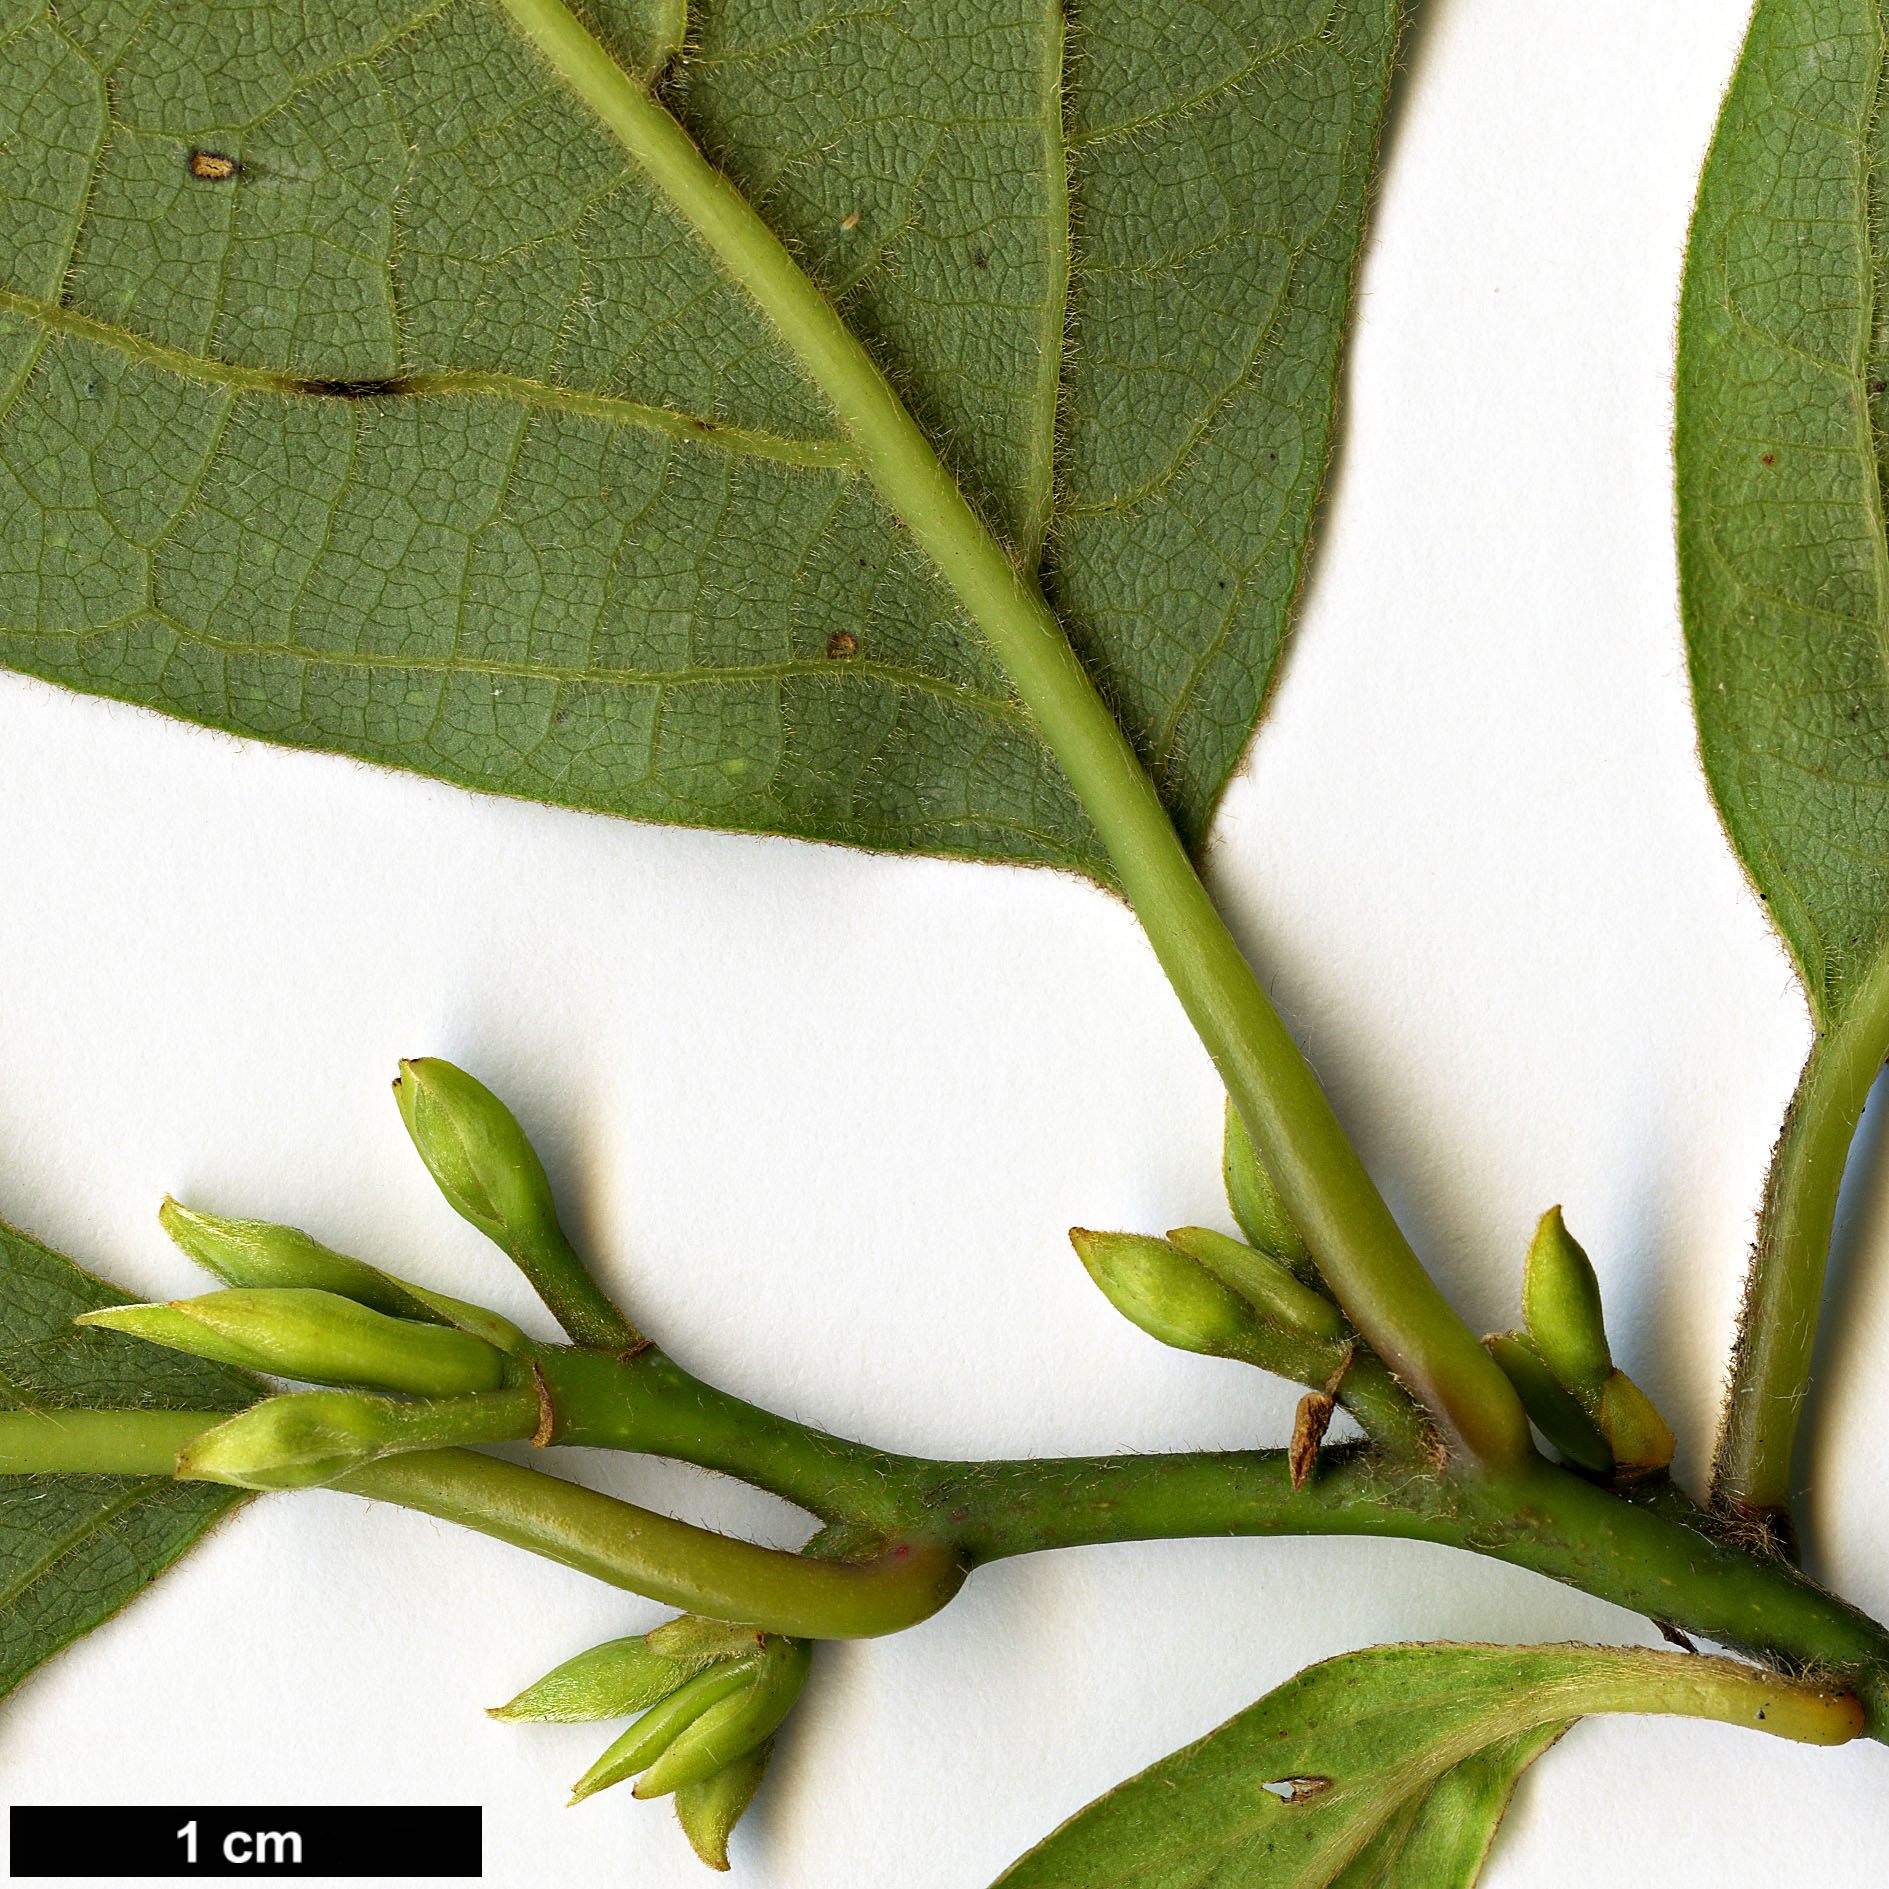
[1289, 1390, 1335, 1490]
[188, 150, 238, 181]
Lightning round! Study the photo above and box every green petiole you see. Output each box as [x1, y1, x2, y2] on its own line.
[1712, 949, 1889, 1540]
[490, 0, 1529, 1471]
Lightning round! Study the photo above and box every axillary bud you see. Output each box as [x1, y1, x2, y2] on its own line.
[393, 1058, 564, 1255]
[1522, 1206, 1612, 1394]
[76, 1288, 509, 1397]
[1597, 1368, 1676, 1480]
[1486, 1331, 1614, 1475]
[177, 1386, 539, 1491]
[566, 1636, 811, 1807]
[1069, 1228, 1268, 1360]
[158, 1198, 532, 1355]
[1221, 1100, 1314, 1274]
[675, 1739, 774, 1872]
[1166, 1225, 1345, 1344]
[491, 1633, 719, 1723]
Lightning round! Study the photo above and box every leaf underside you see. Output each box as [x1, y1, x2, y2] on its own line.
[0, 0, 1401, 875]
[1675, 0, 1889, 1025]
[0, 1217, 257, 1704]
[989, 1644, 1599, 1889]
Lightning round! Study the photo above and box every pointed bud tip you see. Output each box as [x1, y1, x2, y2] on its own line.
[1070, 1228, 1261, 1358]
[1523, 1205, 1611, 1393]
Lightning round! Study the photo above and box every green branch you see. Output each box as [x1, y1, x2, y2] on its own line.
[13, 1392, 1889, 1735]
[0, 1411, 962, 1642]
[491, 0, 1529, 1470]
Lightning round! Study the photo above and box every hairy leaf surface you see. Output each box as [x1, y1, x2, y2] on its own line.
[0, 1217, 256, 1703]
[1675, 0, 1889, 1023]
[0, 0, 1400, 870]
[994, 1643, 1757, 1889]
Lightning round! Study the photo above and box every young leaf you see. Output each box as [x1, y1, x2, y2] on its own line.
[1674, 0, 1889, 1524]
[0, 1216, 258, 1702]
[990, 1642, 1861, 1888]
[0, 0, 1401, 869]
[1323, 1724, 1566, 1889]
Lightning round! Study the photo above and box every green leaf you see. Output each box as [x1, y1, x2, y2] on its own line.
[1673, 0, 1889, 1524]
[0, 1215, 257, 1703]
[0, 0, 1400, 871]
[1323, 1724, 1565, 1889]
[988, 1642, 1772, 1889]
[1674, 0, 1889, 1023]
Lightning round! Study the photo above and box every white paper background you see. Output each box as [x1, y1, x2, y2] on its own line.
[4, 0, 1889, 1881]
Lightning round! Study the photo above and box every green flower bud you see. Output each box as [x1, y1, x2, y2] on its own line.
[675, 1739, 773, 1872]
[76, 1289, 508, 1397]
[1165, 1226, 1346, 1343]
[393, 1058, 638, 1350]
[644, 1615, 770, 1661]
[393, 1058, 564, 1256]
[160, 1199, 533, 1356]
[1486, 1332, 1614, 1475]
[1069, 1229, 1268, 1360]
[1522, 1206, 1612, 1394]
[633, 1638, 811, 1800]
[161, 1199, 423, 1314]
[1596, 1368, 1676, 1480]
[1222, 1100, 1313, 1274]
[176, 1387, 540, 1491]
[389, 1281, 534, 1358]
[569, 1664, 757, 1805]
[490, 1635, 716, 1723]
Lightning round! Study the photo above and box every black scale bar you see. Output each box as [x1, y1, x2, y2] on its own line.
[9, 1807, 480, 1878]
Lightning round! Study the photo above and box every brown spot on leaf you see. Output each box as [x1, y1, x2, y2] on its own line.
[188, 149, 238, 181]
[826, 631, 858, 659]
[1760, 453, 1775, 465]
[1263, 1776, 1333, 1805]
[973, 248, 989, 268]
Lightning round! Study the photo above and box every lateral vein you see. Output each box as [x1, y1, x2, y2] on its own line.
[5, 618, 1032, 730]
[0, 290, 858, 469]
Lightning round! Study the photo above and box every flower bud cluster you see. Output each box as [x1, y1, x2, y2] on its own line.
[1485, 1207, 1675, 1480]
[493, 1619, 811, 1870]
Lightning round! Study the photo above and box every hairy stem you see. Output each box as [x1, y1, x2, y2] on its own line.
[14, 1401, 1889, 1734]
[1714, 948, 1889, 1540]
[492, 0, 1527, 1468]
[535, 1343, 1432, 1521]
[0, 1411, 961, 1640]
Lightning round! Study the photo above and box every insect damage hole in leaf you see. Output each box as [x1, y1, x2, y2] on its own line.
[6, 1, 1889, 1887]
[1260, 1775, 1334, 1805]
[0, 0, 1400, 876]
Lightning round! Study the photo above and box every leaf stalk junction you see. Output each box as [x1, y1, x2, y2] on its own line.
[8, 0, 1889, 1867]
